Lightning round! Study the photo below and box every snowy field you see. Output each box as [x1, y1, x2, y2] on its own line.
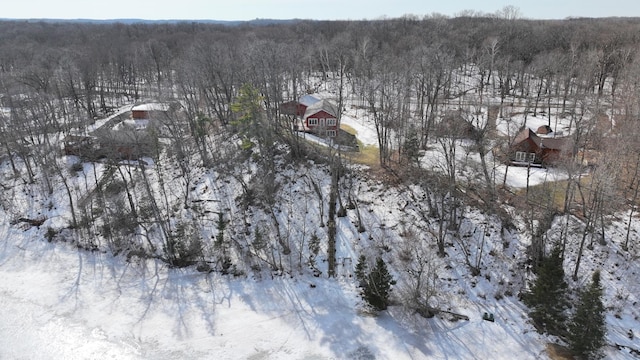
[0, 220, 549, 359]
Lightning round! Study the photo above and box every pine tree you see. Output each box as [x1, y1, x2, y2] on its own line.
[215, 212, 232, 273]
[308, 232, 321, 265]
[215, 212, 226, 249]
[523, 245, 569, 336]
[568, 270, 607, 359]
[230, 83, 265, 151]
[362, 257, 395, 311]
[402, 126, 421, 165]
[355, 254, 368, 287]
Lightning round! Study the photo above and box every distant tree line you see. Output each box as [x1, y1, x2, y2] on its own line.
[1, 16, 640, 120]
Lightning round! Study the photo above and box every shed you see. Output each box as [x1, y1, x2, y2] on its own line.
[434, 110, 478, 139]
[63, 135, 98, 157]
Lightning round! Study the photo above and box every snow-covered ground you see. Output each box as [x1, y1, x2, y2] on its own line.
[2, 184, 638, 359]
[2, 78, 639, 360]
[0, 219, 549, 359]
[341, 113, 378, 147]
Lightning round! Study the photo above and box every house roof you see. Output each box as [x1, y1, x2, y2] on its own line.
[540, 136, 570, 150]
[132, 103, 169, 112]
[304, 99, 339, 119]
[512, 128, 541, 147]
[279, 100, 300, 114]
[435, 110, 478, 138]
[299, 94, 321, 107]
[511, 127, 571, 150]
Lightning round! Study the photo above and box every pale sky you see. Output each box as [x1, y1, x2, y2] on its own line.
[1, 0, 638, 21]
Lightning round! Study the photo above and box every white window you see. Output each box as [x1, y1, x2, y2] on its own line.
[308, 118, 318, 126]
[326, 118, 337, 126]
[327, 130, 337, 137]
[515, 151, 536, 163]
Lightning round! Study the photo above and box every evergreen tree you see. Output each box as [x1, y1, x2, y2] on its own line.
[308, 232, 321, 266]
[215, 212, 226, 249]
[230, 83, 265, 151]
[362, 257, 395, 311]
[355, 254, 368, 287]
[215, 212, 232, 273]
[402, 126, 421, 166]
[568, 270, 607, 359]
[523, 245, 569, 336]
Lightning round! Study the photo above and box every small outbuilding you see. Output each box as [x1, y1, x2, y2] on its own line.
[63, 135, 98, 157]
[434, 110, 478, 139]
[125, 103, 171, 131]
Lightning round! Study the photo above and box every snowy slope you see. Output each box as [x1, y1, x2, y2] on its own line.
[0, 220, 549, 360]
[2, 77, 639, 360]
[3, 179, 638, 359]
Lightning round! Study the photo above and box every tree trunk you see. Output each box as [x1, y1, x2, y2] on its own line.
[327, 157, 338, 278]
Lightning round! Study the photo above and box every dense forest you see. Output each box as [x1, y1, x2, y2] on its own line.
[1, 13, 640, 358]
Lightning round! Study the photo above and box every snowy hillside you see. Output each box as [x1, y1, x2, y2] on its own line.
[1, 180, 638, 359]
[0, 177, 552, 359]
[2, 19, 640, 358]
[1, 107, 639, 359]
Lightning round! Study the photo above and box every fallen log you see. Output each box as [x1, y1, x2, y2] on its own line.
[12, 217, 46, 227]
[416, 306, 469, 321]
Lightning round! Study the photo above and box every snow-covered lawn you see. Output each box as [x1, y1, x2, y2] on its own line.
[496, 164, 570, 189]
[341, 112, 378, 147]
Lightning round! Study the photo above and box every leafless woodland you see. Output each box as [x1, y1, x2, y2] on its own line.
[1, 15, 640, 278]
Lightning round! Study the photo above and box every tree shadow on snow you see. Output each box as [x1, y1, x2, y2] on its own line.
[227, 276, 434, 359]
